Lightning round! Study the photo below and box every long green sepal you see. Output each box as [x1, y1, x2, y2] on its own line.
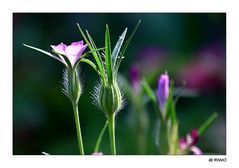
[115, 20, 141, 71]
[23, 44, 64, 64]
[76, 23, 106, 83]
[112, 28, 127, 67]
[79, 58, 99, 74]
[105, 25, 113, 84]
[85, 30, 106, 80]
[74, 47, 105, 69]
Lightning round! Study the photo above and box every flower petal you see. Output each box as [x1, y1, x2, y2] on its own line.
[50, 43, 67, 55]
[65, 41, 87, 66]
[91, 152, 103, 155]
[190, 146, 202, 155]
[179, 137, 187, 149]
[71, 40, 84, 46]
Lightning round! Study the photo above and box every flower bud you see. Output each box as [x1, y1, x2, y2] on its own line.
[99, 81, 123, 116]
[63, 69, 82, 104]
[157, 73, 169, 113]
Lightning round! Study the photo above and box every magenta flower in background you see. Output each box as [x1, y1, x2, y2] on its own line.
[179, 129, 202, 155]
[129, 65, 140, 91]
[157, 73, 169, 113]
[51, 41, 87, 67]
[176, 43, 225, 92]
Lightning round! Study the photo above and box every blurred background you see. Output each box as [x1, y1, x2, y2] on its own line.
[13, 13, 226, 155]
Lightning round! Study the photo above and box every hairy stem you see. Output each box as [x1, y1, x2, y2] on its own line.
[72, 103, 84, 155]
[108, 114, 116, 155]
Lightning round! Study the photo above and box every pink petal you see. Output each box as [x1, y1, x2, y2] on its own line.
[91, 152, 103, 155]
[71, 41, 84, 46]
[65, 42, 87, 66]
[179, 137, 187, 149]
[190, 146, 202, 155]
[50, 43, 67, 55]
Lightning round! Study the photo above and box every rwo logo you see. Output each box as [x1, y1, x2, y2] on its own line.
[214, 158, 227, 162]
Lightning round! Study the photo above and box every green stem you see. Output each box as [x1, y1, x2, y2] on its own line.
[94, 121, 108, 152]
[108, 114, 116, 155]
[159, 121, 169, 154]
[72, 103, 84, 155]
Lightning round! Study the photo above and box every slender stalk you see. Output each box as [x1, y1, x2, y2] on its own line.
[94, 121, 108, 152]
[159, 121, 169, 154]
[108, 114, 116, 155]
[72, 103, 84, 155]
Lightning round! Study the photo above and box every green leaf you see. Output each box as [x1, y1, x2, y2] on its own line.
[94, 121, 108, 152]
[198, 112, 218, 136]
[115, 20, 141, 71]
[112, 28, 127, 68]
[105, 25, 113, 84]
[23, 44, 64, 64]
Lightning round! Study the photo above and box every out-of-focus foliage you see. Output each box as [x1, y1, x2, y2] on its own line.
[13, 13, 226, 155]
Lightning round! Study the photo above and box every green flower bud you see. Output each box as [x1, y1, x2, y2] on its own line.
[99, 81, 123, 116]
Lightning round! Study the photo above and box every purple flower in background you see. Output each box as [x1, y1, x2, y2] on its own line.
[51, 41, 87, 67]
[157, 73, 169, 113]
[129, 65, 140, 91]
[179, 129, 202, 155]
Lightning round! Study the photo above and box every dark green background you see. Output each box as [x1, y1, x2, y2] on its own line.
[13, 13, 226, 155]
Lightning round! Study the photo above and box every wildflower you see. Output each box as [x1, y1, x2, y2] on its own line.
[179, 129, 202, 155]
[23, 39, 88, 155]
[51, 41, 87, 67]
[157, 73, 169, 113]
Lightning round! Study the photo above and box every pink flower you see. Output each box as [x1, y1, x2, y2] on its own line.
[179, 129, 202, 155]
[51, 41, 87, 67]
